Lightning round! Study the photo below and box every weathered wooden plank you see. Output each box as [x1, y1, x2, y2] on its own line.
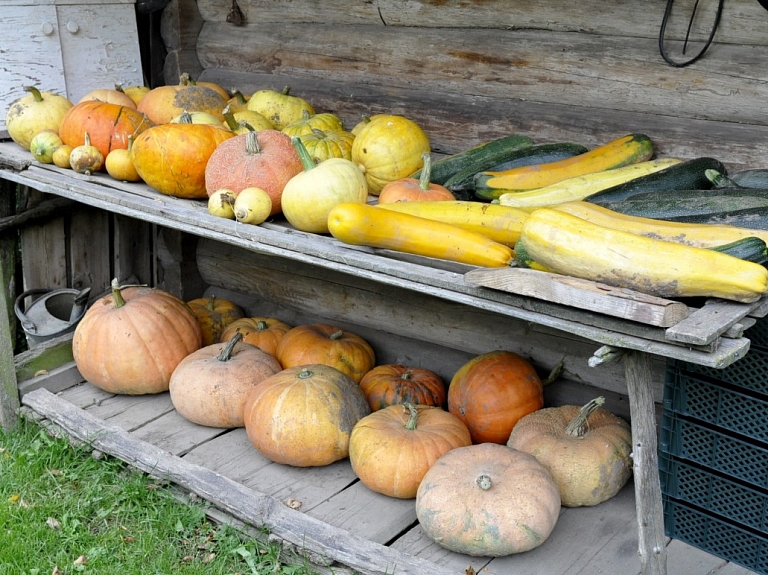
[73, 388, 176, 431]
[199, 69, 768, 172]
[624, 351, 667, 575]
[70, 208, 111, 296]
[465, 268, 690, 328]
[194, 0, 768, 46]
[665, 297, 768, 345]
[0, 256, 18, 429]
[21, 388, 455, 575]
[197, 22, 768, 127]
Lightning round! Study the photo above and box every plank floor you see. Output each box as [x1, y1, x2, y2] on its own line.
[19, 375, 759, 575]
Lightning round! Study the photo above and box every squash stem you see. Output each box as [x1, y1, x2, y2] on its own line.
[291, 136, 317, 171]
[206, 294, 217, 311]
[418, 153, 432, 191]
[329, 329, 344, 340]
[217, 332, 243, 361]
[297, 368, 313, 379]
[403, 402, 419, 430]
[222, 105, 239, 131]
[245, 131, 262, 155]
[256, 320, 268, 330]
[565, 396, 605, 438]
[399, 369, 413, 381]
[179, 111, 193, 124]
[24, 86, 44, 102]
[476, 474, 492, 490]
[110, 278, 126, 308]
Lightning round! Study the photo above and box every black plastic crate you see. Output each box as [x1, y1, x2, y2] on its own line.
[670, 345, 768, 396]
[664, 370, 768, 445]
[659, 452, 768, 533]
[746, 317, 768, 351]
[664, 495, 768, 574]
[660, 411, 768, 491]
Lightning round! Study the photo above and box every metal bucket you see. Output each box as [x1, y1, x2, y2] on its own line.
[14, 287, 91, 348]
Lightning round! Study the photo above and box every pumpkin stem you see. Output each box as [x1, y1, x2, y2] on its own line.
[126, 133, 134, 152]
[282, 86, 292, 96]
[245, 131, 262, 155]
[291, 136, 317, 171]
[297, 367, 313, 379]
[418, 153, 432, 191]
[179, 111, 193, 124]
[476, 474, 492, 491]
[403, 402, 419, 430]
[400, 369, 413, 381]
[83, 131, 92, 147]
[23, 86, 44, 102]
[329, 329, 344, 340]
[217, 332, 243, 361]
[206, 294, 217, 311]
[231, 90, 248, 106]
[110, 278, 126, 308]
[222, 105, 240, 131]
[179, 72, 191, 86]
[256, 320, 268, 330]
[542, 358, 565, 387]
[565, 396, 606, 438]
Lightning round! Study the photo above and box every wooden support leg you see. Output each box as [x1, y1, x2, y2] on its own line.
[624, 350, 666, 575]
[0, 262, 19, 430]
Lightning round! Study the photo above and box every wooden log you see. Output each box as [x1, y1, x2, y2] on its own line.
[21, 388, 459, 575]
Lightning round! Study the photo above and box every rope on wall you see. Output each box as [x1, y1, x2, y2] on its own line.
[658, 0, 725, 67]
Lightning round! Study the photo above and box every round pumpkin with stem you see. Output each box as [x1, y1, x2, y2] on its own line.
[378, 153, 455, 203]
[297, 128, 356, 163]
[359, 364, 446, 411]
[275, 323, 375, 383]
[243, 364, 371, 467]
[351, 114, 431, 194]
[186, 294, 245, 346]
[59, 100, 153, 160]
[137, 73, 228, 125]
[282, 110, 345, 138]
[507, 396, 633, 507]
[448, 350, 544, 444]
[169, 332, 283, 428]
[280, 136, 368, 233]
[349, 403, 472, 499]
[204, 129, 303, 214]
[246, 86, 315, 130]
[131, 112, 234, 198]
[219, 316, 292, 357]
[222, 105, 275, 135]
[415, 443, 561, 556]
[72, 278, 202, 395]
[69, 132, 104, 175]
[5, 86, 73, 149]
[78, 87, 137, 109]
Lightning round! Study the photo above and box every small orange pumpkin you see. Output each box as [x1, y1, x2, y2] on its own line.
[137, 73, 228, 125]
[275, 323, 375, 383]
[243, 364, 371, 467]
[359, 364, 446, 411]
[448, 350, 543, 444]
[169, 333, 282, 428]
[377, 153, 455, 204]
[72, 278, 202, 395]
[349, 403, 472, 499]
[186, 294, 245, 346]
[204, 130, 303, 215]
[218, 316, 292, 357]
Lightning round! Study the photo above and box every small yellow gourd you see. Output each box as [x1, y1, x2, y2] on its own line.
[234, 187, 272, 224]
[69, 132, 104, 175]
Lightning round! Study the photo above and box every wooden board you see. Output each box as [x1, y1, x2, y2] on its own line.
[465, 267, 690, 328]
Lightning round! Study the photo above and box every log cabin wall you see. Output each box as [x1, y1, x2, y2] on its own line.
[165, 0, 768, 170]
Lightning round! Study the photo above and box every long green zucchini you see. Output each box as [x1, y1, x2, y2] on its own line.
[443, 142, 589, 194]
[665, 208, 768, 230]
[409, 133, 534, 185]
[583, 157, 726, 203]
[710, 237, 768, 265]
[709, 168, 768, 189]
[595, 192, 768, 220]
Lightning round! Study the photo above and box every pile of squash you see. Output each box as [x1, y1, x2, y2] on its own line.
[71, 281, 634, 558]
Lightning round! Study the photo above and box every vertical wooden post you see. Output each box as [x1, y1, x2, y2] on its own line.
[624, 350, 666, 575]
[0, 178, 18, 429]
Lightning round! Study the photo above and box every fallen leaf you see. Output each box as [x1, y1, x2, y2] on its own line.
[34, 369, 49, 377]
[202, 553, 216, 563]
[73, 556, 87, 565]
[8, 494, 19, 503]
[285, 498, 302, 510]
[46, 517, 61, 531]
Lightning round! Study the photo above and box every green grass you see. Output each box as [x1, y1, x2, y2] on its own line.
[0, 417, 318, 575]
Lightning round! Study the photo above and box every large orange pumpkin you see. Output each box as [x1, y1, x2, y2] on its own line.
[448, 350, 543, 444]
[59, 100, 153, 162]
[359, 364, 446, 411]
[186, 294, 245, 346]
[130, 118, 234, 198]
[218, 316, 292, 357]
[349, 404, 472, 499]
[275, 323, 375, 383]
[415, 443, 561, 556]
[169, 333, 283, 428]
[137, 73, 228, 125]
[78, 88, 137, 109]
[243, 364, 371, 467]
[72, 279, 202, 395]
[204, 130, 303, 215]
